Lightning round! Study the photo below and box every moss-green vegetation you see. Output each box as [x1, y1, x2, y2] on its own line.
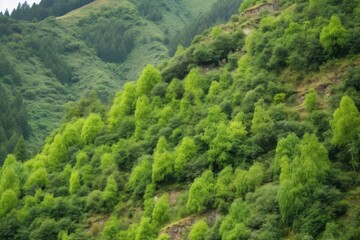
[0, 0, 227, 158]
[0, 0, 360, 239]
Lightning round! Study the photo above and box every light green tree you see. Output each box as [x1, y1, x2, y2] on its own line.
[75, 151, 88, 169]
[188, 219, 209, 240]
[0, 168, 20, 197]
[186, 170, 214, 213]
[152, 193, 170, 227]
[206, 81, 221, 103]
[62, 121, 82, 147]
[0, 189, 18, 217]
[246, 162, 265, 192]
[24, 167, 48, 192]
[251, 103, 275, 148]
[277, 133, 330, 223]
[273, 133, 300, 175]
[143, 183, 156, 217]
[103, 175, 118, 210]
[234, 168, 248, 197]
[100, 153, 117, 172]
[108, 82, 137, 129]
[251, 104, 274, 135]
[183, 68, 205, 105]
[40, 193, 55, 213]
[320, 15, 349, 55]
[158, 105, 173, 126]
[152, 137, 173, 182]
[208, 123, 232, 165]
[330, 95, 360, 169]
[215, 166, 235, 206]
[304, 89, 318, 112]
[81, 113, 104, 144]
[127, 156, 152, 198]
[48, 135, 68, 167]
[135, 217, 155, 240]
[200, 105, 227, 144]
[102, 216, 121, 240]
[136, 64, 162, 97]
[69, 170, 80, 194]
[134, 95, 151, 139]
[174, 137, 197, 177]
[219, 199, 250, 240]
[233, 163, 264, 198]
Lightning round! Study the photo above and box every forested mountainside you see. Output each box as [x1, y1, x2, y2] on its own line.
[0, 0, 360, 239]
[0, 0, 240, 161]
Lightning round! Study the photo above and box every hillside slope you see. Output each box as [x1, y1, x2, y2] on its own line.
[0, 0, 240, 158]
[0, 0, 359, 239]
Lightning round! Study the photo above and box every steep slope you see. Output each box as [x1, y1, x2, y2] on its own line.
[0, 0, 240, 158]
[0, 0, 359, 240]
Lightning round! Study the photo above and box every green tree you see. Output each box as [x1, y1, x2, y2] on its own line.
[206, 81, 221, 103]
[246, 162, 264, 192]
[100, 153, 116, 172]
[158, 105, 173, 127]
[143, 183, 156, 217]
[273, 133, 300, 175]
[233, 163, 264, 198]
[251, 104, 275, 135]
[127, 156, 152, 198]
[134, 95, 151, 139]
[29, 218, 58, 240]
[251, 103, 275, 149]
[136, 65, 162, 97]
[219, 199, 250, 240]
[102, 175, 118, 210]
[69, 170, 80, 194]
[108, 82, 137, 129]
[277, 133, 330, 223]
[330, 95, 360, 170]
[152, 137, 173, 182]
[75, 151, 88, 169]
[24, 167, 47, 192]
[174, 137, 197, 177]
[186, 170, 214, 213]
[200, 105, 228, 144]
[48, 135, 68, 167]
[183, 68, 205, 105]
[304, 89, 318, 112]
[234, 168, 248, 197]
[320, 15, 349, 55]
[152, 193, 170, 227]
[208, 123, 232, 166]
[193, 43, 214, 65]
[0, 189, 18, 217]
[215, 166, 235, 208]
[13, 135, 27, 162]
[102, 216, 120, 240]
[81, 113, 104, 144]
[62, 121, 82, 147]
[188, 219, 209, 240]
[135, 217, 155, 240]
[0, 168, 20, 197]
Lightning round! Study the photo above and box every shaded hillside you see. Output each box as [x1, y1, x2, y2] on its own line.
[0, 0, 359, 240]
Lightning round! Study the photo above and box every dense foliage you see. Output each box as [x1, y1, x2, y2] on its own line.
[0, 0, 360, 239]
[0, 0, 222, 154]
